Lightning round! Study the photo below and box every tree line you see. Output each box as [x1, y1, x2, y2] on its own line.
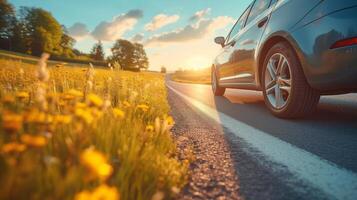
[0, 0, 148, 71]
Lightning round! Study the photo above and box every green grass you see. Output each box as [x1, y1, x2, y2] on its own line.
[0, 53, 188, 200]
[0, 49, 105, 68]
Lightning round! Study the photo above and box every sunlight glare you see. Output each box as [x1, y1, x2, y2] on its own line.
[185, 56, 211, 70]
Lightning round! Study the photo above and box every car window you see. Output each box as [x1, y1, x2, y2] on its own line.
[226, 4, 252, 43]
[246, 0, 271, 25]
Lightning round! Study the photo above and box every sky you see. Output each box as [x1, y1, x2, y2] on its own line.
[10, 0, 251, 71]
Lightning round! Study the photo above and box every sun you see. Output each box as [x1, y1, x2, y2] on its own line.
[185, 56, 211, 70]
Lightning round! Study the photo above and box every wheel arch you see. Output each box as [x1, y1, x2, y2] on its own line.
[257, 33, 307, 89]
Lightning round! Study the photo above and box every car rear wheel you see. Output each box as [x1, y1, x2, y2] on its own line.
[212, 69, 225, 96]
[262, 42, 320, 118]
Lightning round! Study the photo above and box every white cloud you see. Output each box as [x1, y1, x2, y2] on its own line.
[145, 16, 234, 45]
[145, 15, 235, 71]
[145, 14, 180, 31]
[68, 23, 89, 40]
[70, 8, 236, 72]
[130, 33, 144, 42]
[208, 16, 236, 32]
[189, 8, 211, 22]
[91, 9, 143, 41]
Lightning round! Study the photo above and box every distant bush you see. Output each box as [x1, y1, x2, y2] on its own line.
[50, 55, 108, 67]
[161, 66, 167, 73]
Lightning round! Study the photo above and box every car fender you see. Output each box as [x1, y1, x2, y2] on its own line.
[255, 30, 307, 89]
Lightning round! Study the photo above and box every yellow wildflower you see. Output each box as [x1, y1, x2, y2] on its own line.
[88, 94, 103, 107]
[2, 113, 23, 133]
[3, 95, 15, 103]
[20, 134, 47, 148]
[16, 91, 29, 99]
[68, 89, 83, 98]
[165, 116, 175, 126]
[75, 102, 87, 109]
[24, 109, 48, 124]
[113, 108, 125, 119]
[46, 92, 58, 102]
[80, 148, 113, 180]
[2, 142, 26, 153]
[92, 109, 103, 118]
[74, 185, 119, 200]
[54, 115, 72, 124]
[58, 100, 66, 106]
[33, 112, 46, 123]
[146, 125, 154, 132]
[91, 185, 119, 200]
[75, 108, 94, 124]
[74, 190, 92, 200]
[137, 104, 149, 112]
[122, 101, 131, 108]
[62, 94, 75, 100]
[46, 114, 54, 124]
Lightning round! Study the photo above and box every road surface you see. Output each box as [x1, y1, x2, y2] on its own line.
[167, 79, 357, 200]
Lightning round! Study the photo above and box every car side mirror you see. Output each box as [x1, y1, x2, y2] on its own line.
[214, 36, 225, 47]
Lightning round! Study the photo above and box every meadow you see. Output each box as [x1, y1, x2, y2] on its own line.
[0, 52, 188, 200]
[171, 68, 211, 85]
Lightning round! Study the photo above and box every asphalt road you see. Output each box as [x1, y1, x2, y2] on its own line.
[166, 79, 357, 200]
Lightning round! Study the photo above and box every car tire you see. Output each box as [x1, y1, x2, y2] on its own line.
[212, 68, 226, 96]
[262, 42, 320, 118]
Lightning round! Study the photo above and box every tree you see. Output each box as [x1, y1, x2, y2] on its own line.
[0, 0, 16, 50]
[19, 7, 63, 56]
[110, 39, 136, 70]
[161, 66, 167, 73]
[9, 20, 28, 53]
[110, 39, 149, 71]
[0, 4, 86, 61]
[57, 26, 76, 58]
[133, 43, 149, 70]
[90, 41, 105, 61]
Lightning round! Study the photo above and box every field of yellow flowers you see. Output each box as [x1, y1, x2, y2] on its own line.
[0, 53, 188, 200]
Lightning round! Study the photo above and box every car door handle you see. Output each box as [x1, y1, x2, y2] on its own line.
[258, 16, 268, 28]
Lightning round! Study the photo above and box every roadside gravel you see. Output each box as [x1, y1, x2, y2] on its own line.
[168, 88, 241, 200]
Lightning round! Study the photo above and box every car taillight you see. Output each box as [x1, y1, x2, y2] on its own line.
[330, 37, 357, 49]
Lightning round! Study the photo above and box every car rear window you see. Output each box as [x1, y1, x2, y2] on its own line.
[226, 4, 252, 43]
[246, 0, 271, 25]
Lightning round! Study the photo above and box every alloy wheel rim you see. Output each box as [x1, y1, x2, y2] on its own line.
[265, 53, 292, 109]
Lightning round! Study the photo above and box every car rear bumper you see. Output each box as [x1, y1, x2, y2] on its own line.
[312, 45, 357, 93]
[292, 6, 357, 93]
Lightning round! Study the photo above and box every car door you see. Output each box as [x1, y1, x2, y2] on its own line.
[216, 4, 252, 81]
[219, 0, 274, 86]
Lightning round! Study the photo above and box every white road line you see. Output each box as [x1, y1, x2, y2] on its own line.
[167, 83, 357, 200]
